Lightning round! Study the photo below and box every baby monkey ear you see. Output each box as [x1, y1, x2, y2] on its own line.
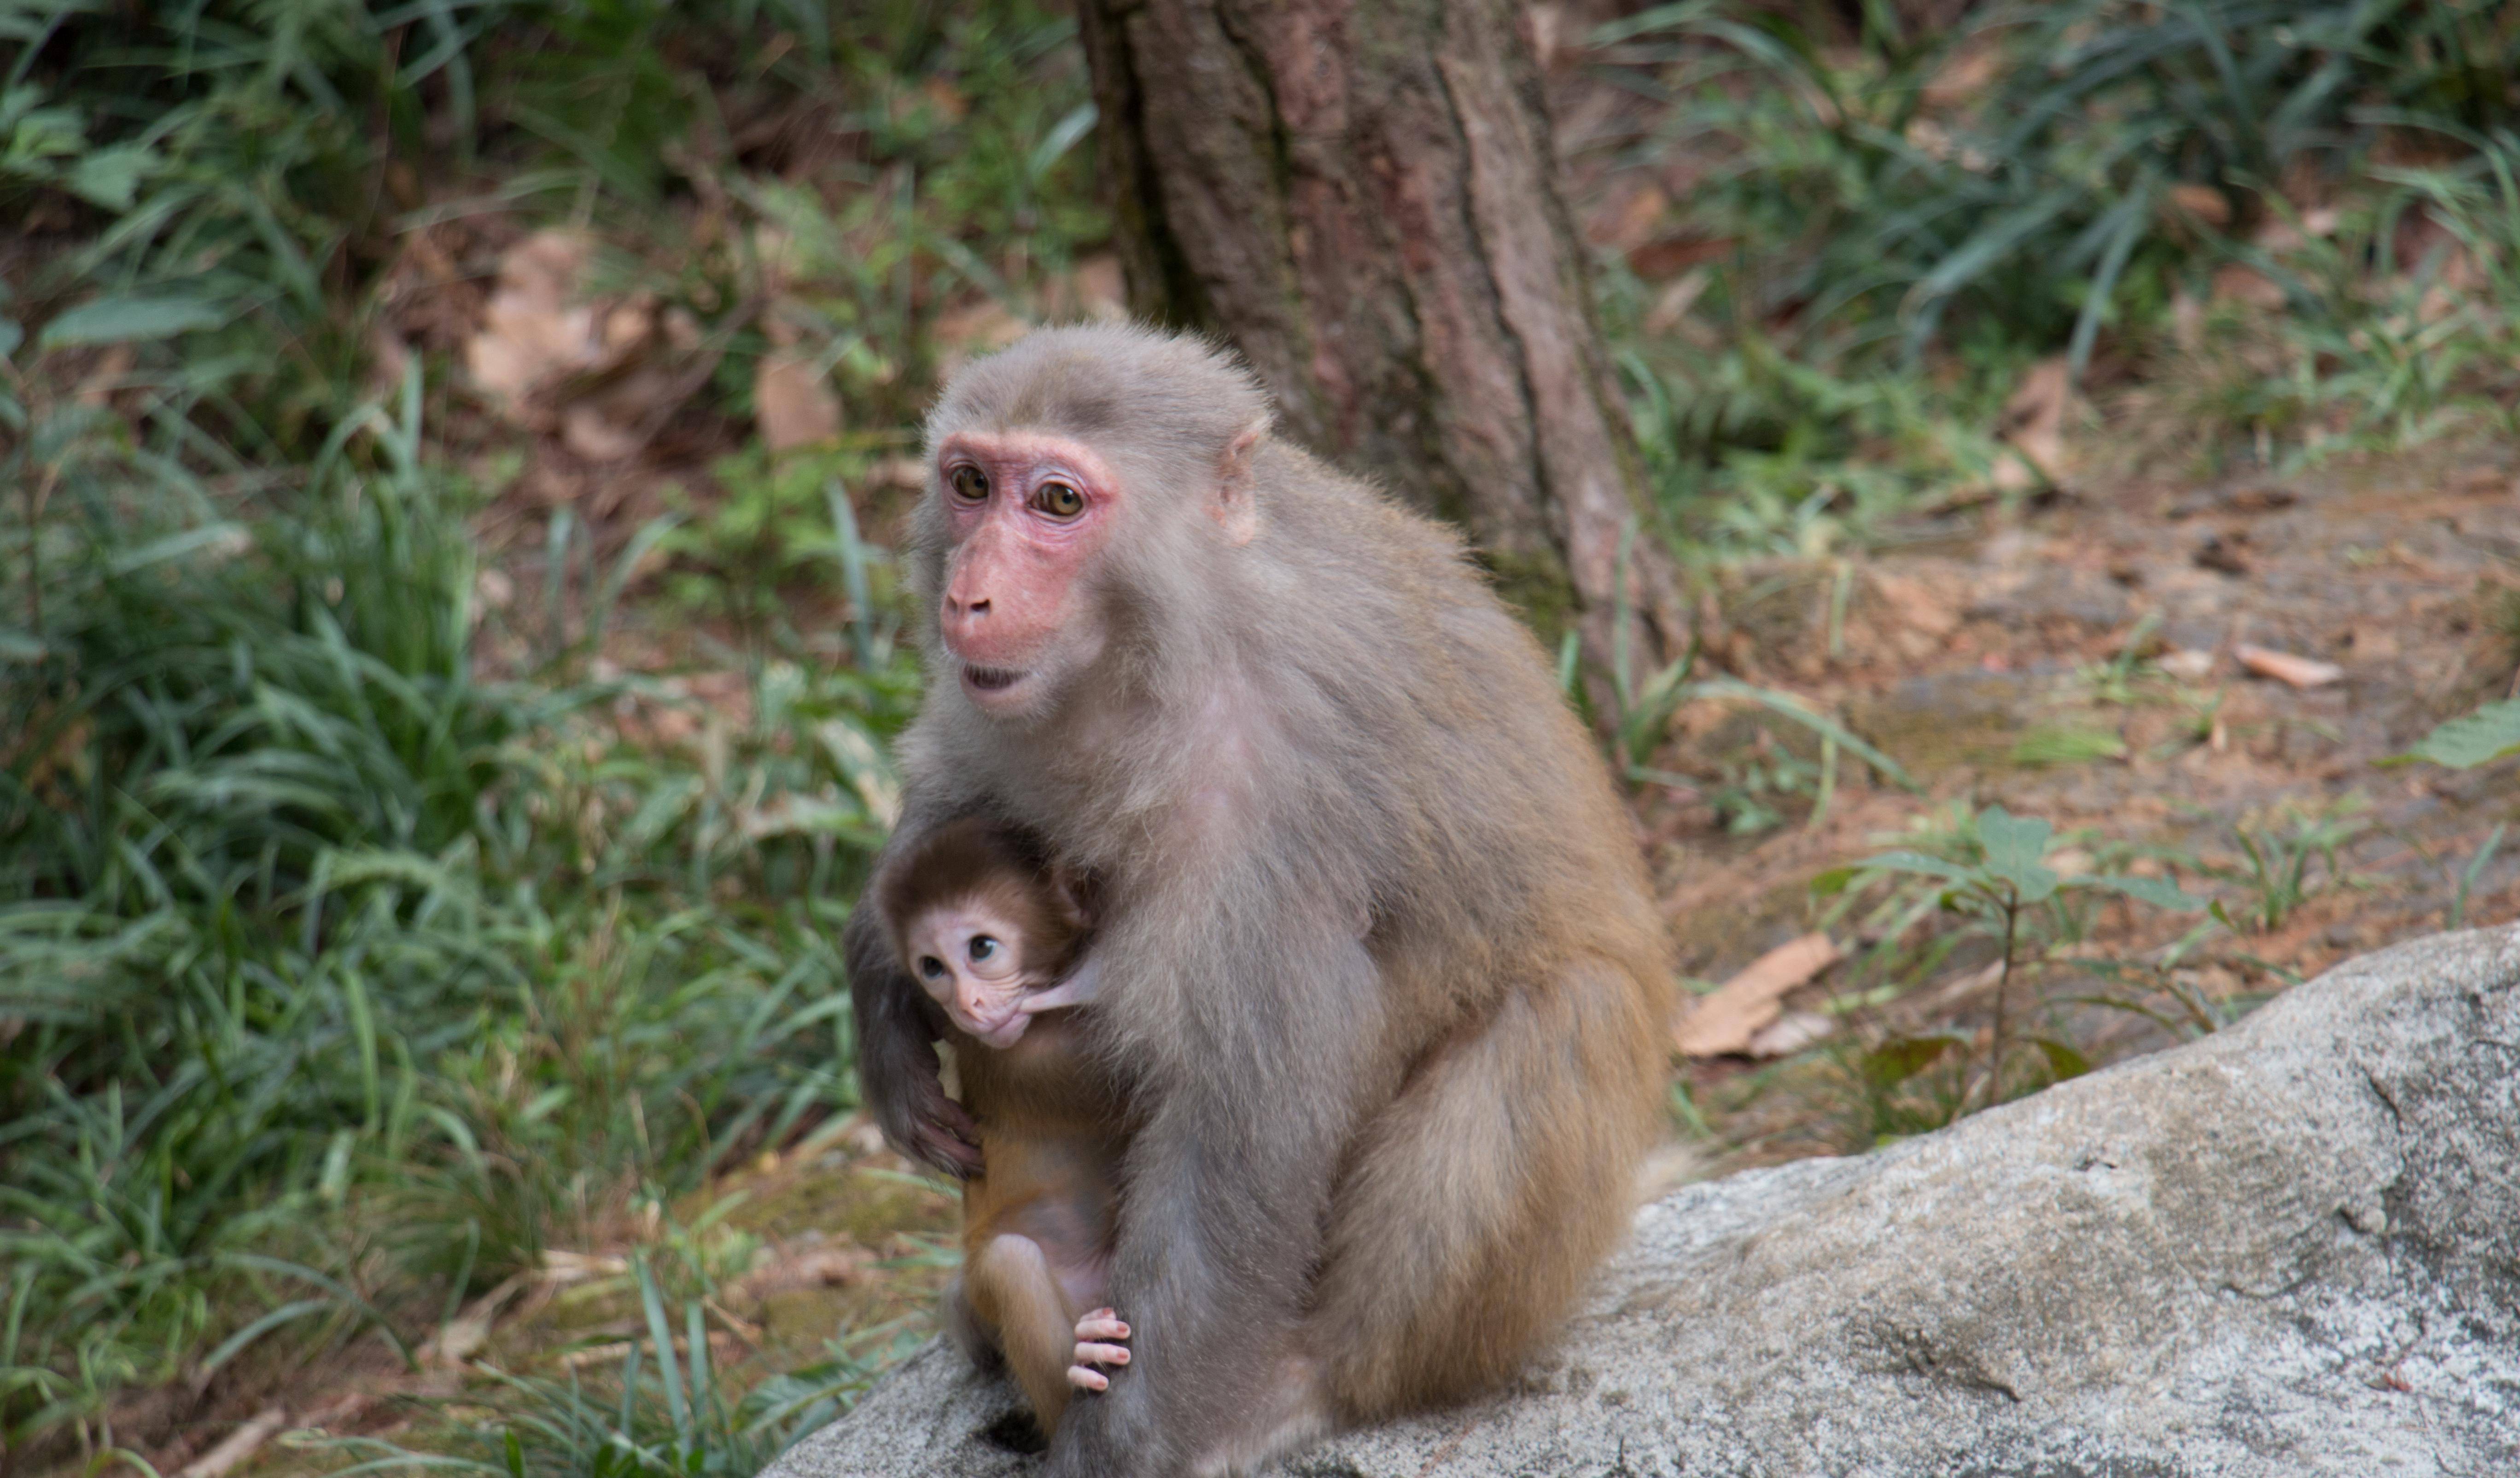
[1211, 416, 1268, 547]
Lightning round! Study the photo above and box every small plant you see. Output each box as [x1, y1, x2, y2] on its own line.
[1817, 805, 2203, 1117]
[2210, 803, 2368, 934]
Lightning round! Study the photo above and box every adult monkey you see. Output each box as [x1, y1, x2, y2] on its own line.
[843, 324, 1670, 1476]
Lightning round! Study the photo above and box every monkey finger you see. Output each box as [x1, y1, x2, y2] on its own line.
[1073, 1313, 1129, 1342]
[1067, 1365, 1109, 1393]
[1073, 1341, 1131, 1368]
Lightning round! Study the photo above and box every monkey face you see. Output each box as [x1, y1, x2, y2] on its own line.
[929, 429, 1123, 719]
[904, 900, 1044, 1048]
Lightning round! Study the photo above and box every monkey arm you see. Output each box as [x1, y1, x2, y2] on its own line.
[843, 827, 985, 1177]
[1048, 878, 1383, 1477]
[1016, 953, 1102, 1014]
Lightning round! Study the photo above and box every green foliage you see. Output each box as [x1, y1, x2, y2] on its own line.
[2207, 803, 2367, 934]
[1602, 0, 2520, 370]
[1599, 2, 2520, 550]
[2399, 697, 2520, 769]
[0, 378, 916, 1444]
[1815, 804, 2204, 1123]
[320, 1260, 926, 1478]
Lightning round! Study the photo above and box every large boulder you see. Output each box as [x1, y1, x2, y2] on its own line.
[765, 926, 2520, 1476]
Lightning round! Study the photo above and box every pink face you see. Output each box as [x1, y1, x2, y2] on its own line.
[904, 900, 1044, 1049]
[933, 431, 1122, 717]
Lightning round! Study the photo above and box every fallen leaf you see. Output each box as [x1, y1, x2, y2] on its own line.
[2211, 263, 2286, 309]
[1747, 1009, 1834, 1059]
[2165, 183, 2233, 229]
[1642, 267, 1712, 334]
[1675, 933, 1842, 1058]
[2234, 642, 2344, 689]
[2157, 648, 2216, 680]
[179, 1407, 290, 1478]
[1997, 356, 2072, 485]
[1626, 233, 1735, 281]
[1592, 181, 1670, 253]
[755, 350, 842, 451]
[464, 229, 601, 421]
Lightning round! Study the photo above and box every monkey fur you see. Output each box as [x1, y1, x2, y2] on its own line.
[876, 818, 1127, 1436]
[842, 323, 1672, 1477]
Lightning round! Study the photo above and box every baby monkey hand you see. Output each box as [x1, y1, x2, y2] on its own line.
[1067, 1307, 1130, 1392]
[1018, 955, 1103, 1015]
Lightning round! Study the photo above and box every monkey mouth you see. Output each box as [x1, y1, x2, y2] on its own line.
[960, 664, 1026, 696]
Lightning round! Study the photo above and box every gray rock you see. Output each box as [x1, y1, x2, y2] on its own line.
[764, 926, 2520, 1477]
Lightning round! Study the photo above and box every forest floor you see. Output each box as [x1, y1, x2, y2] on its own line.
[1655, 435, 2520, 1169]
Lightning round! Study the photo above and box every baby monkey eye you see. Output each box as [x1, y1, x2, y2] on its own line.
[948, 465, 989, 502]
[917, 956, 947, 980]
[1032, 481, 1084, 518]
[968, 935, 999, 962]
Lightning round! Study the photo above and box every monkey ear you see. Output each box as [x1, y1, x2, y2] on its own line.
[1210, 417, 1267, 547]
[1050, 864, 1099, 931]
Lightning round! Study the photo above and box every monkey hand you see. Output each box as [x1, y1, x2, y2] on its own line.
[1067, 1308, 1130, 1393]
[890, 1079, 984, 1178]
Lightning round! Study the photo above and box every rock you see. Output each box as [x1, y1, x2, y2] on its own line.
[761, 927, 2520, 1477]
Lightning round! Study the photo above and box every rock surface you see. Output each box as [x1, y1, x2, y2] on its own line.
[764, 926, 2520, 1476]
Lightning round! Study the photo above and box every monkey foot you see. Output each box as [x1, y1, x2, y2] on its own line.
[1068, 1308, 1130, 1392]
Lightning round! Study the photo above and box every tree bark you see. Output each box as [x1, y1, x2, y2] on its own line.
[1075, 0, 1679, 665]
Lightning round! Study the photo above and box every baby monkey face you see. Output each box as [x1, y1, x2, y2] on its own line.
[906, 900, 1046, 1049]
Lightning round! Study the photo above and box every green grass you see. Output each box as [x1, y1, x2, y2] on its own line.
[0, 369, 918, 1451]
[10, 0, 2520, 1467]
[1592, 0, 2520, 545]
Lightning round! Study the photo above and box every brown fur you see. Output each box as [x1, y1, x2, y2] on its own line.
[843, 323, 1672, 1477]
[878, 820, 1124, 1438]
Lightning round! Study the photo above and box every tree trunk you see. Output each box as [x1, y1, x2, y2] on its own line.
[1075, 0, 1679, 667]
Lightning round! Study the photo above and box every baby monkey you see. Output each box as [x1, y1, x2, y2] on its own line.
[876, 818, 1134, 1436]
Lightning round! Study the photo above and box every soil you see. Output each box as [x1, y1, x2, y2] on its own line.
[1649, 439, 2520, 1166]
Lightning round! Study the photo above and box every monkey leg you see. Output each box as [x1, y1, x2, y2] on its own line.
[965, 1233, 1085, 1435]
[1301, 966, 1662, 1421]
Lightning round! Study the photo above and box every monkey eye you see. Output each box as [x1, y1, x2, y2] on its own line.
[968, 935, 999, 962]
[1031, 481, 1084, 519]
[948, 464, 989, 502]
[917, 956, 946, 980]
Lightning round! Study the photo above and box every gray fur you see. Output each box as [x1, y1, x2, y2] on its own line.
[850, 325, 1670, 1476]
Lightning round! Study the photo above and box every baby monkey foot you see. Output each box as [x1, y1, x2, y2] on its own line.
[1067, 1308, 1130, 1392]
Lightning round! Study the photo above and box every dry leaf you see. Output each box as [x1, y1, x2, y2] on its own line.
[465, 229, 601, 420]
[2157, 648, 2216, 680]
[755, 350, 842, 451]
[1642, 268, 1711, 334]
[1996, 355, 2072, 486]
[2211, 263, 2286, 309]
[1674, 933, 1842, 1058]
[2234, 643, 2343, 688]
[560, 401, 646, 461]
[1747, 1009, 1835, 1059]
[2165, 183, 2233, 229]
[1592, 181, 1670, 253]
[179, 1407, 291, 1478]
